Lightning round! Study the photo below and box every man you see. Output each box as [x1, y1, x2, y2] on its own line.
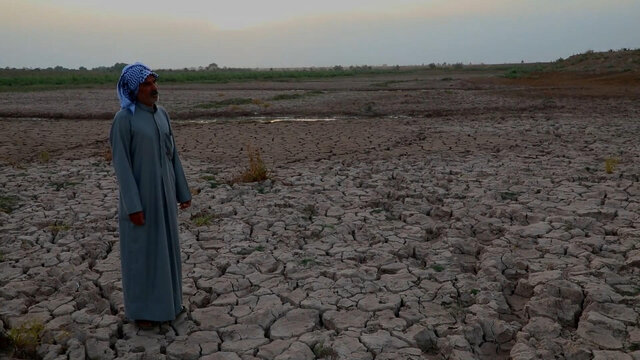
[110, 62, 191, 328]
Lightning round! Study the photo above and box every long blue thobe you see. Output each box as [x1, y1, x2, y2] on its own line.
[110, 102, 191, 322]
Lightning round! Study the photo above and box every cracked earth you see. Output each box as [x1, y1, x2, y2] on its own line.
[1, 73, 640, 359]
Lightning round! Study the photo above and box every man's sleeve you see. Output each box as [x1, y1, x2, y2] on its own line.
[164, 109, 191, 203]
[110, 112, 143, 215]
[173, 146, 192, 203]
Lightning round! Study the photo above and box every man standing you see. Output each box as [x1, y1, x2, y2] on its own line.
[110, 62, 191, 328]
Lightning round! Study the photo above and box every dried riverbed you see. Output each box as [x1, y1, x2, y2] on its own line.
[1, 72, 640, 359]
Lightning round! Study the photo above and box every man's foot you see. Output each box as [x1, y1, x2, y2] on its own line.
[135, 320, 157, 329]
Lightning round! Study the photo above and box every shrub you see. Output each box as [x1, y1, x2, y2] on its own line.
[313, 342, 338, 359]
[103, 147, 112, 162]
[48, 221, 70, 236]
[39, 151, 50, 163]
[605, 158, 619, 174]
[191, 211, 216, 226]
[0, 195, 19, 213]
[232, 146, 269, 183]
[8, 321, 44, 358]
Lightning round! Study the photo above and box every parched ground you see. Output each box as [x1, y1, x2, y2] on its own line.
[1, 70, 640, 360]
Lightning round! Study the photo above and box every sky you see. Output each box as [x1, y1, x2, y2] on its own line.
[1, 0, 639, 69]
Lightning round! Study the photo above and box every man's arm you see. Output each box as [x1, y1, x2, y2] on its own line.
[110, 112, 144, 221]
[164, 109, 192, 208]
[172, 141, 192, 209]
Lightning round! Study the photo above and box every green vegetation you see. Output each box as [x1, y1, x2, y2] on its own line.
[49, 222, 71, 236]
[0, 195, 19, 214]
[201, 175, 220, 189]
[500, 192, 520, 201]
[502, 64, 545, 79]
[313, 342, 338, 359]
[302, 204, 318, 221]
[605, 158, 619, 174]
[431, 264, 444, 272]
[0, 66, 406, 92]
[49, 181, 79, 191]
[300, 257, 317, 267]
[7, 321, 44, 358]
[38, 151, 50, 163]
[191, 211, 216, 226]
[3, 49, 637, 92]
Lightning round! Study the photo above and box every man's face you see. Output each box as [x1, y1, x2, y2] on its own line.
[137, 75, 158, 107]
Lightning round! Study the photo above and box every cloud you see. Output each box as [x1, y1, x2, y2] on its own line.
[1, 0, 638, 68]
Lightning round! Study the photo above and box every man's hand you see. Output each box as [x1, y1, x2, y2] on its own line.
[129, 211, 145, 226]
[179, 200, 191, 210]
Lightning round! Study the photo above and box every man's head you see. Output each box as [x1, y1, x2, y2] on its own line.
[136, 75, 159, 107]
[117, 62, 159, 113]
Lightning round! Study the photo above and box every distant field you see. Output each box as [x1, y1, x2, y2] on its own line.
[0, 64, 541, 92]
[1, 49, 637, 92]
[0, 67, 408, 91]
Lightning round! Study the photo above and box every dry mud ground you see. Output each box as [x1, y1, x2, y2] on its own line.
[1, 71, 640, 359]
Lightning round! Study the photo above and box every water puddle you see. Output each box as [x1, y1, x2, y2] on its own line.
[178, 115, 411, 124]
[178, 116, 339, 124]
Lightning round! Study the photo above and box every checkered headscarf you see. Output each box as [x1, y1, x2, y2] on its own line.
[117, 62, 158, 114]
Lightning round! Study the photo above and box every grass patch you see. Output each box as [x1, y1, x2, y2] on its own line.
[38, 151, 50, 163]
[191, 211, 216, 226]
[302, 204, 318, 221]
[49, 181, 79, 191]
[201, 175, 220, 189]
[431, 264, 444, 272]
[502, 64, 545, 79]
[48, 221, 71, 236]
[313, 342, 338, 359]
[0, 195, 19, 214]
[605, 158, 619, 174]
[231, 146, 269, 184]
[499, 192, 520, 201]
[7, 321, 44, 358]
[300, 258, 317, 267]
[0, 67, 412, 92]
[470, 289, 479, 296]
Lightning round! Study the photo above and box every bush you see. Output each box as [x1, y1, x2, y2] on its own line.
[232, 146, 269, 183]
[8, 321, 44, 358]
[605, 158, 619, 174]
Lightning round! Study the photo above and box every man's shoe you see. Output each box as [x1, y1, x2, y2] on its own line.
[135, 320, 156, 329]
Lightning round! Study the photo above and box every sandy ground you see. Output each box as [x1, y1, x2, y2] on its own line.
[1, 71, 640, 359]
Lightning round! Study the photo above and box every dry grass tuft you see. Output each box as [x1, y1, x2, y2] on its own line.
[8, 321, 44, 358]
[38, 151, 50, 163]
[190, 210, 216, 226]
[605, 157, 619, 174]
[232, 145, 269, 184]
[103, 147, 113, 162]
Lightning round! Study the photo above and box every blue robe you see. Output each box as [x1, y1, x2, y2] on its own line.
[110, 102, 191, 322]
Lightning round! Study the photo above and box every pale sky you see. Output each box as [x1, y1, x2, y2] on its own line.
[1, 0, 639, 69]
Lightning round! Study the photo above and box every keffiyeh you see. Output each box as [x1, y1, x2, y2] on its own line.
[117, 62, 158, 114]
